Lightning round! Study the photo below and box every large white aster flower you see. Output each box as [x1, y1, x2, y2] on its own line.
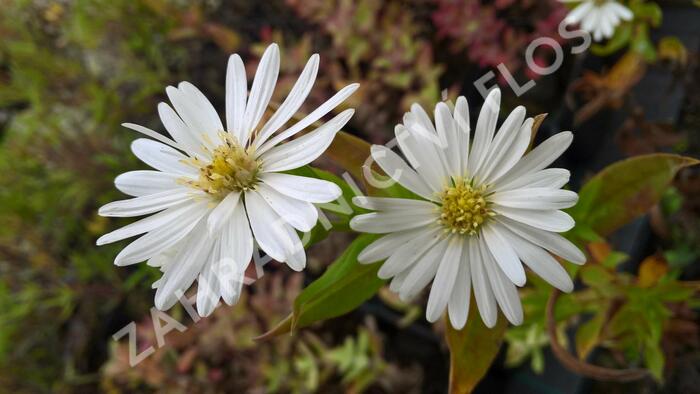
[98, 44, 358, 316]
[561, 0, 633, 41]
[349, 89, 586, 329]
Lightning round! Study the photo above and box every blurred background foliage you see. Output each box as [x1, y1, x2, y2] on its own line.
[0, 0, 698, 393]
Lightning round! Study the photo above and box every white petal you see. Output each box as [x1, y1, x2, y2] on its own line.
[426, 237, 463, 322]
[495, 168, 570, 192]
[482, 223, 526, 286]
[121, 123, 180, 151]
[435, 102, 461, 176]
[448, 237, 472, 329]
[395, 123, 447, 192]
[253, 54, 319, 147]
[245, 191, 297, 263]
[496, 216, 586, 264]
[255, 83, 359, 152]
[97, 200, 191, 245]
[468, 88, 501, 177]
[492, 188, 579, 210]
[98, 189, 197, 217]
[483, 116, 532, 184]
[470, 240, 498, 328]
[370, 145, 436, 201]
[179, 81, 224, 136]
[493, 206, 575, 233]
[377, 227, 443, 279]
[565, 2, 594, 24]
[207, 191, 241, 234]
[115, 171, 181, 197]
[158, 102, 204, 156]
[258, 109, 354, 172]
[282, 224, 307, 271]
[610, 2, 633, 21]
[155, 220, 214, 310]
[398, 236, 450, 301]
[257, 183, 318, 232]
[492, 131, 573, 188]
[221, 202, 254, 304]
[358, 228, 426, 264]
[501, 227, 574, 292]
[453, 96, 471, 177]
[113, 201, 209, 266]
[260, 172, 341, 203]
[477, 106, 526, 181]
[165, 84, 219, 150]
[352, 196, 436, 211]
[225, 54, 248, 142]
[197, 248, 222, 317]
[350, 209, 438, 234]
[130, 138, 195, 175]
[241, 44, 280, 145]
[480, 236, 523, 325]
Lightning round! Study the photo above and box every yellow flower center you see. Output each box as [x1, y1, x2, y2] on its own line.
[184, 133, 261, 199]
[438, 180, 492, 235]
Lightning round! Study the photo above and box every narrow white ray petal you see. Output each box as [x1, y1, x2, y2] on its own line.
[358, 228, 426, 264]
[241, 44, 280, 145]
[97, 201, 191, 245]
[492, 131, 573, 187]
[398, 236, 450, 301]
[115, 171, 181, 197]
[165, 85, 218, 150]
[565, 2, 594, 24]
[454, 96, 471, 177]
[282, 223, 306, 271]
[377, 227, 443, 279]
[426, 237, 463, 322]
[257, 182, 317, 232]
[130, 138, 196, 175]
[448, 237, 472, 329]
[121, 123, 180, 151]
[477, 106, 526, 181]
[352, 196, 437, 211]
[370, 145, 436, 201]
[495, 216, 586, 264]
[395, 123, 447, 192]
[470, 240, 498, 328]
[98, 189, 198, 218]
[610, 2, 633, 20]
[245, 191, 296, 262]
[495, 168, 570, 192]
[483, 117, 532, 184]
[258, 109, 354, 172]
[253, 54, 319, 147]
[435, 102, 461, 176]
[221, 202, 254, 305]
[158, 102, 206, 156]
[480, 236, 523, 325]
[493, 206, 575, 233]
[389, 269, 410, 293]
[260, 173, 341, 203]
[492, 188, 579, 210]
[113, 201, 209, 266]
[207, 191, 241, 234]
[197, 243, 222, 317]
[179, 81, 224, 135]
[225, 54, 248, 142]
[255, 83, 359, 152]
[155, 221, 214, 310]
[350, 209, 439, 234]
[468, 88, 501, 176]
[482, 223, 526, 286]
[501, 226, 574, 292]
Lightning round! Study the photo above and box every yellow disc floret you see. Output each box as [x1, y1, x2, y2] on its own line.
[184, 132, 261, 199]
[438, 179, 492, 235]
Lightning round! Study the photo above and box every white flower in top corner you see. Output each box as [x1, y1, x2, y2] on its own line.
[97, 43, 358, 317]
[561, 0, 633, 41]
[349, 88, 586, 329]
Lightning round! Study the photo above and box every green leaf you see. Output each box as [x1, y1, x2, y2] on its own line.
[255, 234, 384, 340]
[445, 303, 508, 394]
[575, 309, 607, 360]
[644, 339, 665, 382]
[569, 154, 699, 237]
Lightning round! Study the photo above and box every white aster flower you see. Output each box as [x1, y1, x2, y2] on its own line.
[98, 43, 358, 316]
[561, 0, 633, 41]
[349, 89, 586, 329]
